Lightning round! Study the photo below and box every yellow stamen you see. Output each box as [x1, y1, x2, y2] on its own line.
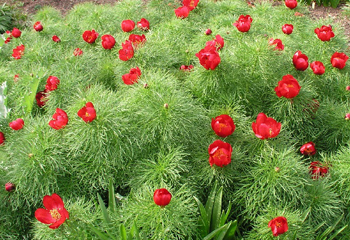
[50, 209, 61, 220]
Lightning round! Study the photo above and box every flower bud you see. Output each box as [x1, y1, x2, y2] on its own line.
[205, 29, 212, 35]
[275, 167, 280, 173]
[153, 188, 172, 207]
[5, 182, 15, 192]
[345, 113, 350, 120]
[143, 83, 149, 89]
[164, 103, 169, 109]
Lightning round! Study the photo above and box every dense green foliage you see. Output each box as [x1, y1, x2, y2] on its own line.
[0, 0, 349, 239]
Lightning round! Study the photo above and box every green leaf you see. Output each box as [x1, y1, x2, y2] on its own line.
[130, 220, 142, 240]
[120, 224, 128, 240]
[223, 220, 237, 240]
[219, 202, 232, 226]
[216, 222, 231, 240]
[108, 180, 116, 213]
[97, 193, 111, 224]
[194, 196, 210, 235]
[22, 75, 40, 115]
[90, 226, 114, 240]
[211, 186, 223, 232]
[329, 225, 348, 240]
[205, 183, 217, 228]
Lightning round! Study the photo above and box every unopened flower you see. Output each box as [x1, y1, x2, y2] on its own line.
[285, 0, 297, 9]
[345, 113, 350, 120]
[101, 34, 116, 50]
[52, 35, 61, 42]
[205, 29, 212, 35]
[282, 24, 293, 35]
[11, 28, 21, 38]
[121, 20, 135, 32]
[33, 21, 43, 31]
[5, 182, 15, 192]
[9, 118, 24, 130]
[211, 114, 236, 138]
[300, 141, 316, 156]
[153, 188, 172, 207]
[208, 140, 232, 167]
[293, 50, 309, 71]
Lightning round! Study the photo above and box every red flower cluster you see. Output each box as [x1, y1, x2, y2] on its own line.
[282, 24, 293, 35]
[82, 29, 99, 43]
[314, 25, 335, 41]
[5, 27, 21, 43]
[9, 118, 24, 130]
[153, 188, 172, 207]
[208, 140, 232, 167]
[269, 38, 284, 51]
[268, 216, 288, 237]
[121, 20, 135, 32]
[101, 34, 116, 50]
[293, 50, 308, 71]
[252, 113, 281, 140]
[285, 0, 297, 9]
[331, 52, 348, 69]
[122, 67, 141, 85]
[175, 0, 199, 18]
[119, 40, 134, 61]
[12, 45, 25, 59]
[137, 18, 150, 31]
[0, 132, 5, 145]
[35, 193, 69, 229]
[77, 102, 96, 123]
[211, 114, 236, 138]
[309, 161, 328, 179]
[49, 108, 68, 130]
[310, 61, 325, 75]
[300, 141, 316, 156]
[274, 74, 301, 99]
[233, 15, 253, 33]
[33, 21, 43, 32]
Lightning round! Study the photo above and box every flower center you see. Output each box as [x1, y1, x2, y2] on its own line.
[275, 221, 282, 228]
[213, 148, 224, 159]
[50, 209, 61, 220]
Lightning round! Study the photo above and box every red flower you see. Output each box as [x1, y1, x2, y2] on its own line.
[314, 25, 335, 41]
[121, 20, 135, 32]
[153, 188, 172, 207]
[268, 216, 288, 237]
[285, 0, 297, 9]
[33, 21, 43, 32]
[282, 24, 293, 35]
[128, 34, 146, 49]
[175, 6, 190, 19]
[137, 18, 150, 31]
[310, 61, 325, 75]
[82, 29, 99, 43]
[274, 74, 301, 99]
[345, 113, 350, 120]
[11, 28, 21, 38]
[12, 45, 25, 59]
[208, 140, 232, 167]
[300, 141, 316, 156]
[52, 35, 61, 42]
[119, 40, 134, 61]
[4, 33, 12, 44]
[45, 76, 60, 92]
[183, 0, 199, 11]
[309, 161, 328, 179]
[211, 114, 236, 138]
[252, 113, 281, 140]
[73, 48, 83, 56]
[195, 46, 221, 70]
[122, 67, 141, 85]
[269, 38, 284, 51]
[233, 15, 253, 33]
[77, 102, 96, 123]
[331, 52, 348, 69]
[180, 65, 194, 71]
[293, 50, 309, 71]
[205, 29, 212, 35]
[206, 34, 224, 51]
[0, 132, 5, 145]
[5, 182, 15, 192]
[9, 118, 24, 130]
[101, 34, 116, 50]
[36, 90, 48, 108]
[35, 193, 69, 229]
[49, 108, 68, 130]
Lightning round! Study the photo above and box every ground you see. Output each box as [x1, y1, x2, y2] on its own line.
[1, 0, 350, 46]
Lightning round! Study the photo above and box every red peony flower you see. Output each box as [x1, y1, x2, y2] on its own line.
[206, 34, 224, 51]
[309, 161, 328, 179]
[33, 21, 43, 32]
[49, 108, 68, 130]
[5, 182, 15, 192]
[4, 32, 12, 44]
[45, 76, 60, 92]
[101, 34, 116, 50]
[121, 20, 135, 32]
[137, 18, 150, 31]
[233, 15, 253, 33]
[12, 45, 25, 59]
[310, 61, 325, 75]
[285, 0, 297, 9]
[211, 114, 236, 138]
[205, 29, 212, 35]
[269, 38, 284, 51]
[274, 74, 301, 99]
[331, 52, 348, 69]
[35, 193, 69, 229]
[122, 67, 141, 85]
[268, 216, 288, 237]
[175, 6, 190, 19]
[9, 118, 24, 130]
[314, 25, 335, 41]
[119, 40, 134, 61]
[153, 188, 172, 207]
[345, 113, 350, 120]
[195, 46, 221, 70]
[82, 29, 99, 44]
[73, 48, 83, 56]
[180, 65, 194, 71]
[293, 50, 309, 71]
[0, 132, 5, 145]
[36, 90, 48, 108]
[346, 86, 350, 91]
[52, 35, 61, 42]
[208, 140, 232, 167]
[129, 34, 146, 49]
[183, 0, 199, 11]
[77, 102, 96, 123]
[252, 113, 281, 140]
[11, 28, 21, 38]
[282, 24, 293, 35]
[300, 141, 316, 156]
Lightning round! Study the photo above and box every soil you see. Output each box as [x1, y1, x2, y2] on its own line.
[1, 0, 350, 47]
